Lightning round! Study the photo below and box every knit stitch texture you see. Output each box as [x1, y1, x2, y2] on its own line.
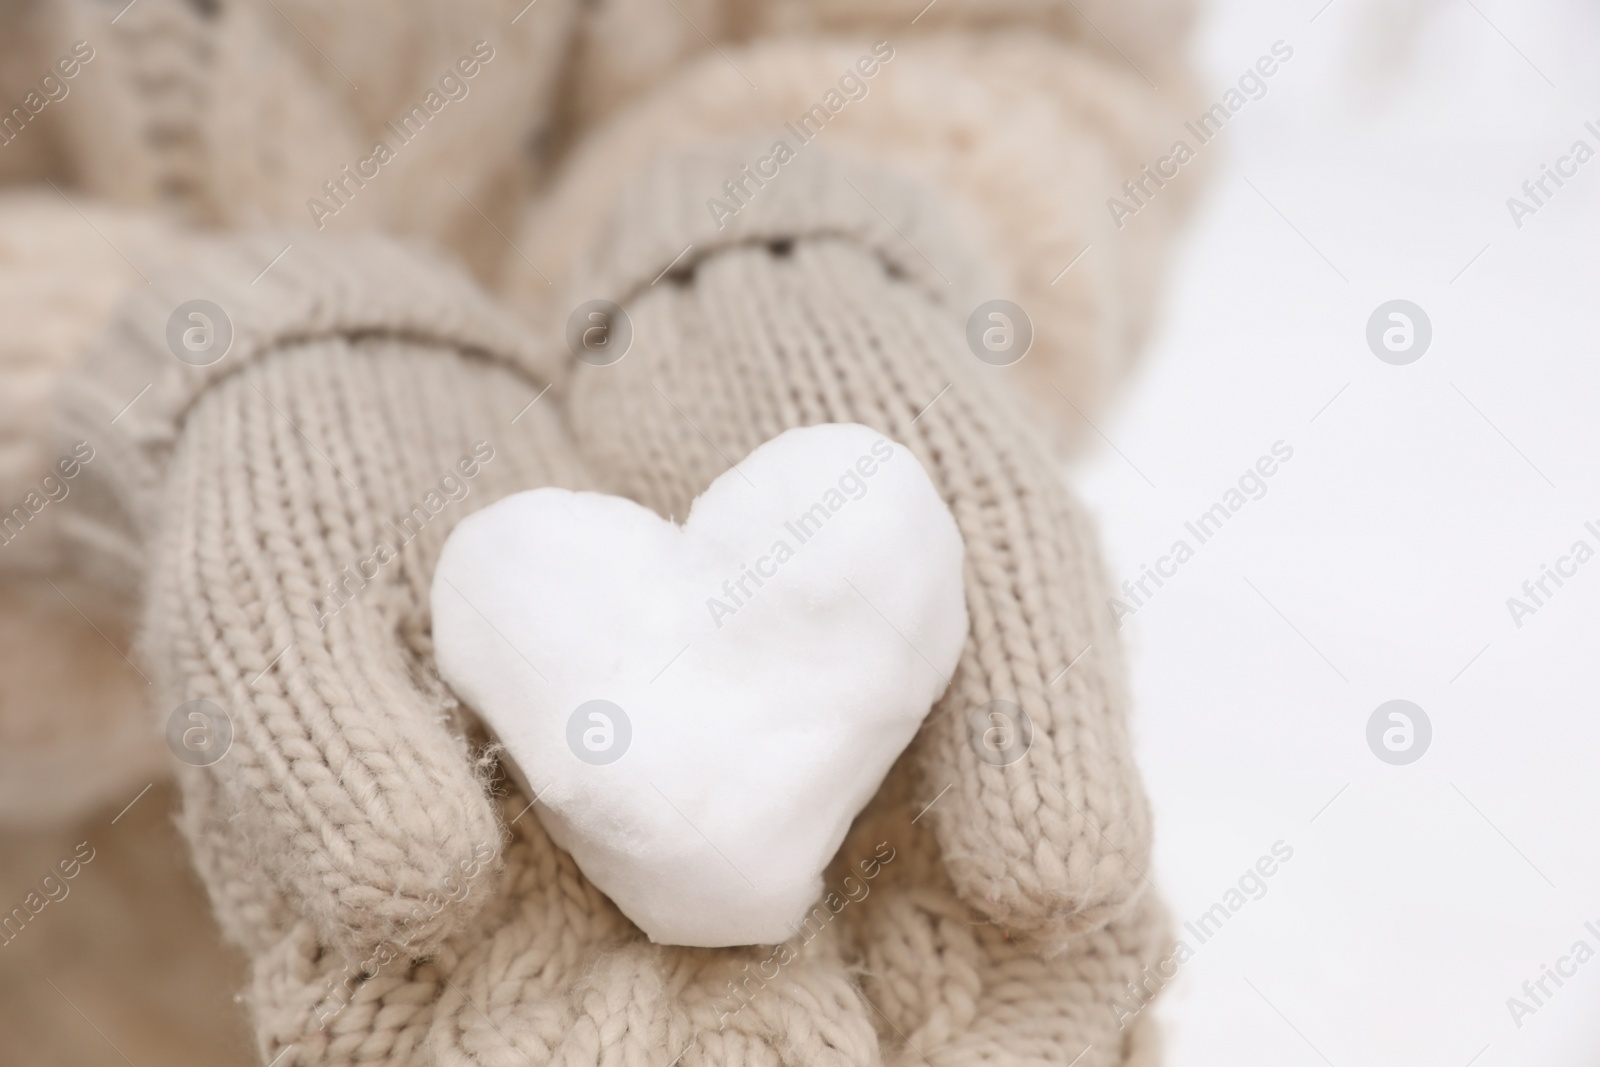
[55, 146, 1168, 1066]
[5, 1, 1206, 1062]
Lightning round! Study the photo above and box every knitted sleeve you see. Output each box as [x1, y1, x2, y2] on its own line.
[0, 190, 201, 824]
[34, 0, 578, 279]
[54, 234, 588, 960]
[519, 0, 1203, 442]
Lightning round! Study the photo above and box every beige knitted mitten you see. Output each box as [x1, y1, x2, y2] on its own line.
[548, 147, 1169, 1065]
[57, 151, 1166, 1066]
[57, 234, 586, 963]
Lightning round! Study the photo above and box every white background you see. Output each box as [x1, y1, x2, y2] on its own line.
[1074, 0, 1600, 1063]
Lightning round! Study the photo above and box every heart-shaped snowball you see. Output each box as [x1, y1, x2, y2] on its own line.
[431, 423, 967, 947]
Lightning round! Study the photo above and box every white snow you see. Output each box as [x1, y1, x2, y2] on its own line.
[431, 423, 967, 947]
[1078, 2, 1600, 1063]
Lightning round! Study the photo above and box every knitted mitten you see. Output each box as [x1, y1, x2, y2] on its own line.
[542, 147, 1169, 1065]
[57, 153, 1165, 1066]
[56, 233, 587, 966]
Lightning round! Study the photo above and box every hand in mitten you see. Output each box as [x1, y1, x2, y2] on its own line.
[56, 233, 587, 973]
[513, 147, 1170, 1067]
[59, 152, 1166, 1067]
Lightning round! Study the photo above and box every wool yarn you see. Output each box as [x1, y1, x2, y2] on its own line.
[9, 1, 1208, 1062]
[565, 147, 1153, 951]
[57, 233, 579, 963]
[56, 146, 1169, 1065]
[513, 30, 1202, 454]
[31, 0, 577, 276]
[0, 190, 192, 564]
[0, 190, 198, 824]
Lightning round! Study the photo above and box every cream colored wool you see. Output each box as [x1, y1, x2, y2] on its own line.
[6, 0, 1199, 418]
[6, 0, 1205, 1063]
[523, 1, 1203, 444]
[54, 143, 1171, 1065]
[58, 234, 579, 961]
[0, 190, 194, 568]
[564, 148, 1153, 949]
[0, 190, 201, 824]
[25, 0, 577, 277]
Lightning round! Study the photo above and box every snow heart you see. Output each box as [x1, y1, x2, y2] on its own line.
[432, 423, 967, 946]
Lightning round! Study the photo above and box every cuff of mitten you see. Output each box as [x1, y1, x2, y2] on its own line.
[53, 234, 559, 603]
[566, 139, 993, 324]
[511, 34, 1202, 447]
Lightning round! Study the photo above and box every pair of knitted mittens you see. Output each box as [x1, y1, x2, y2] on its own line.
[57, 147, 1167, 1067]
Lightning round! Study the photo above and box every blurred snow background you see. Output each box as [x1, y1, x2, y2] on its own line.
[1074, 0, 1600, 1063]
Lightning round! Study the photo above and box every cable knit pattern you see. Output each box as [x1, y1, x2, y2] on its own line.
[75, 0, 214, 217]
[40, 0, 578, 275]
